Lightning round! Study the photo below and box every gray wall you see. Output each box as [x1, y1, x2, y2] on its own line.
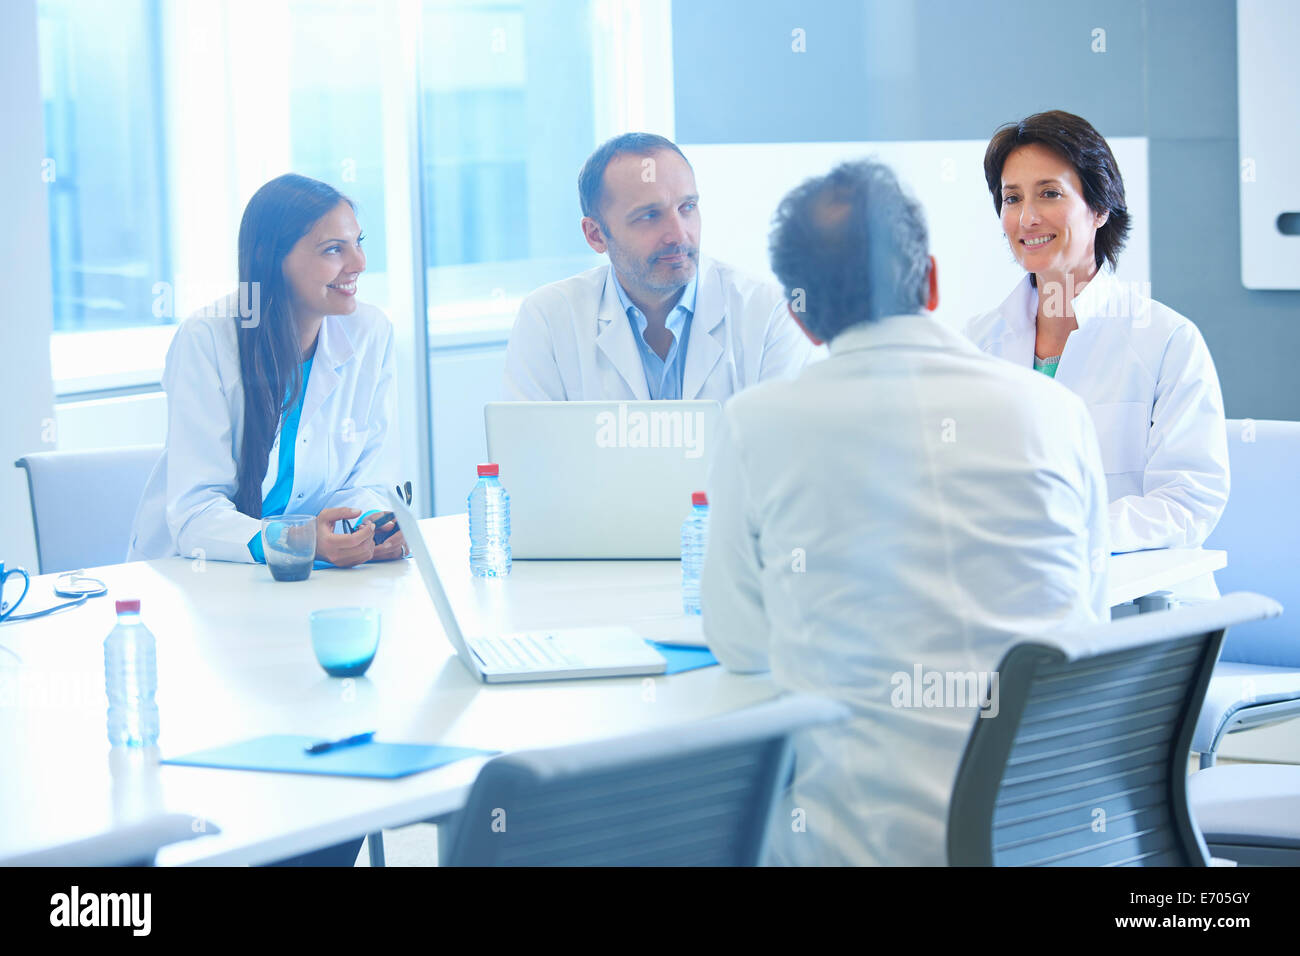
[672, 0, 1300, 419]
[1, 0, 56, 570]
[1145, 0, 1299, 420]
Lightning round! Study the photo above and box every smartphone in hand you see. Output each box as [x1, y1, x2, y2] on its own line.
[367, 511, 399, 545]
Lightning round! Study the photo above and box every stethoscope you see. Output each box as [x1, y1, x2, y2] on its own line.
[0, 571, 109, 624]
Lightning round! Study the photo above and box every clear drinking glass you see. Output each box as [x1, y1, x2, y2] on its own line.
[262, 514, 316, 582]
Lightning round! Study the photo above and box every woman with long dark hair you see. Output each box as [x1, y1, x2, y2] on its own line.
[130, 173, 405, 566]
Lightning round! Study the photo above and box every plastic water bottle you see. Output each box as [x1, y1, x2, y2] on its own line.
[681, 491, 709, 614]
[469, 463, 511, 577]
[104, 599, 160, 748]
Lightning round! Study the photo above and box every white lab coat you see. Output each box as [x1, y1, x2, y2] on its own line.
[128, 298, 399, 564]
[964, 272, 1229, 554]
[702, 312, 1111, 867]
[501, 256, 816, 401]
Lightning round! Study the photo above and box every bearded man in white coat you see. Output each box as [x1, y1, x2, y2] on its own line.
[502, 133, 815, 402]
[701, 159, 1112, 867]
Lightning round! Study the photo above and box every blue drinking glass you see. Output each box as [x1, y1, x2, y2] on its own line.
[310, 607, 381, 677]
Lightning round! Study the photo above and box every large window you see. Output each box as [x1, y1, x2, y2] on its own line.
[37, 0, 673, 504]
[39, 0, 399, 391]
[287, 1, 390, 280]
[418, 0, 604, 319]
[39, 0, 171, 333]
[41, 0, 668, 377]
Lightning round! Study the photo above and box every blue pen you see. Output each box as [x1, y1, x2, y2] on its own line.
[304, 730, 376, 755]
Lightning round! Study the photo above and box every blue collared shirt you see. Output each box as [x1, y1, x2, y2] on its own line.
[611, 271, 697, 400]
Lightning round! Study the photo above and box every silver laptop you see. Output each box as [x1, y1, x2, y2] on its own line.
[484, 400, 721, 558]
[389, 490, 666, 682]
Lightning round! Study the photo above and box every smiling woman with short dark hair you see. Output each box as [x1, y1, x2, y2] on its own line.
[965, 110, 1229, 566]
[982, 110, 1131, 276]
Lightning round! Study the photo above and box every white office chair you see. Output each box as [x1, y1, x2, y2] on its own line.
[14, 445, 162, 573]
[440, 694, 848, 866]
[0, 813, 216, 866]
[1188, 763, 1300, 865]
[1195, 419, 1300, 766]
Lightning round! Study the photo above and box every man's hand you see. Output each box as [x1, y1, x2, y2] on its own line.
[315, 507, 375, 568]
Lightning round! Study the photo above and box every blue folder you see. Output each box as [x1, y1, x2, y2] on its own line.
[646, 640, 719, 675]
[163, 735, 495, 779]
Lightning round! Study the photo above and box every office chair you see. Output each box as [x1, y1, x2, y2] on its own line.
[1195, 419, 1300, 767]
[441, 694, 848, 866]
[0, 813, 217, 866]
[947, 593, 1281, 866]
[1187, 762, 1300, 865]
[14, 444, 162, 573]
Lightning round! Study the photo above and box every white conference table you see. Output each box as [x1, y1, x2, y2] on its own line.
[0, 516, 1225, 866]
[1108, 547, 1226, 606]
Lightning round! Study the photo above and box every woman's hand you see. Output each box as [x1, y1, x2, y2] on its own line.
[315, 507, 375, 567]
[367, 518, 407, 562]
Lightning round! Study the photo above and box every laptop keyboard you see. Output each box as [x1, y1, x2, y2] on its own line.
[473, 633, 579, 670]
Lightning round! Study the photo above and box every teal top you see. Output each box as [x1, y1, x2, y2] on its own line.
[247, 357, 314, 563]
[1033, 354, 1061, 378]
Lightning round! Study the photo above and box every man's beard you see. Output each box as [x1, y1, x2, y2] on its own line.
[613, 244, 699, 296]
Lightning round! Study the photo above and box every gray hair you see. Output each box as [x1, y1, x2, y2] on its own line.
[768, 159, 931, 342]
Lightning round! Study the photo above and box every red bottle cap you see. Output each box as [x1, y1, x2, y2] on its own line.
[692, 492, 708, 506]
[477, 463, 499, 477]
[116, 600, 141, 614]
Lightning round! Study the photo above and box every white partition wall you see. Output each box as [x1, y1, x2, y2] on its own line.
[1, 1, 56, 570]
[683, 139, 1151, 329]
[54, 394, 168, 452]
[429, 341, 509, 516]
